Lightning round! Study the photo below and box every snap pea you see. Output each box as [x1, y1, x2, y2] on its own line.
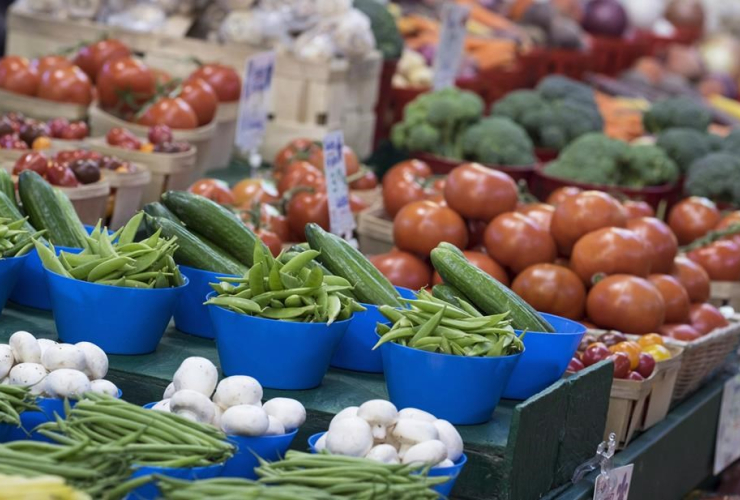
[0, 217, 39, 259]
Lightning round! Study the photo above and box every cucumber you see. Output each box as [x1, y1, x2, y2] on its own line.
[0, 191, 46, 245]
[146, 216, 248, 276]
[0, 170, 15, 207]
[304, 223, 401, 307]
[161, 191, 268, 267]
[143, 202, 181, 224]
[54, 189, 89, 246]
[18, 171, 86, 248]
[430, 248, 555, 332]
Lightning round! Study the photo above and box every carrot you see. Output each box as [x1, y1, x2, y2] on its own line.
[456, 0, 519, 30]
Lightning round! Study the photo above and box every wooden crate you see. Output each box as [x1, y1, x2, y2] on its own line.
[350, 186, 381, 210]
[710, 281, 740, 310]
[641, 344, 683, 430]
[102, 168, 151, 230]
[207, 102, 238, 171]
[357, 205, 393, 255]
[605, 375, 653, 449]
[0, 149, 29, 165]
[60, 181, 110, 226]
[0, 88, 88, 121]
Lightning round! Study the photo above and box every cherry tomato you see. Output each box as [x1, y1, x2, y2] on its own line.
[369, 250, 432, 290]
[716, 211, 740, 246]
[74, 39, 131, 81]
[587, 274, 665, 334]
[647, 274, 690, 324]
[667, 196, 721, 245]
[256, 228, 281, 257]
[637, 333, 665, 348]
[511, 263, 586, 320]
[571, 227, 651, 284]
[178, 78, 218, 126]
[546, 186, 582, 206]
[31, 55, 72, 75]
[148, 125, 173, 145]
[59, 122, 89, 140]
[190, 64, 241, 102]
[106, 127, 142, 149]
[688, 240, 740, 281]
[610, 341, 642, 370]
[13, 152, 48, 176]
[567, 357, 585, 372]
[627, 371, 645, 381]
[689, 303, 729, 335]
[273, 138, 320, 179]
[260, 205, 290, 243]
[0, 56, 39, 96]
[137, 98, 198, 130]
[46, 161, 78, 187]
[382, 160, 435, 217]
[625, 217, 678, 274]
[232, 178, 279, 208]
[658, 323, 701, 341]
[599, 331, 629, 347]
[551, 191, 627, 256]
[432, 251, 509, 287]
[670, 256, 711, 303]
[578, 333, 599, 352]
[308, 145, 360, 178]
[287, 190, 330, 238]
[0, 134, 27, 150]
[393, 200, 468, 256]
[609, 352, 631, 379]
[582, 342, 611, 367]
[188, 179, 235, 205]
[484, 212, 556, 274]
[37, 66, 93, 105]
[641, 344, 672, 362]
[443, 163, 518, 222]
[96, 57, 156, 111]
[517, 203, 555, 231]
[350, 171, 378, 190]
[623, 200, 655, 219]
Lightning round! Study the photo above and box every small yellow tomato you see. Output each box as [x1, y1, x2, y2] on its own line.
[140, 142, 154, 153]
[637, 333, 664, 349]
[643, 344, 672, 362]
[32, 136, 51, 150]
[609, 341, 641, 370]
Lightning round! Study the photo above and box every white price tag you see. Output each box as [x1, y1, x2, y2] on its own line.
[322, 131, 356, 241]
[593, 464, 633, 500]
[714, 374, 740, 474]
[432, 4, 470, 90]
[235, 51, 275, 154]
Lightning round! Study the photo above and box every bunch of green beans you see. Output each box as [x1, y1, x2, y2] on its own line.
[36, 393, 233, 468]
[374, 289, 525, 357]
[255, 451, 446, 499]
[34, 212, 185, 289]
[158, 476, 338, 500]
[0, 385, 38, 426]
[205, 245, 365, 324]
[0, 217, 43, 258]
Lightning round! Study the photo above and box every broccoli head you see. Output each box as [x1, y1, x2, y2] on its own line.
[655, 128, 716, 173]
[721, 128, 740, 155]
[536, 75, 597, 107]
[490, 90, 545, 123]
[544, 133, 628, 186]
[643, 97, 712, 133]
[622, 145, 680, 187]
[685, 153, 740, 206]
[459, 117, 535, 166]
[352, 0, 404, 59]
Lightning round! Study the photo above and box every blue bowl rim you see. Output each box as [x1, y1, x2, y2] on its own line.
[513, 312, 587, 337]
[45, 268, 190, 293]
[178, 264, 239, 279]
[357, 286, 416, 309]
[0, 252, 29, 266]
[131, 460, 226, 472]
[37, 389, 123, 404]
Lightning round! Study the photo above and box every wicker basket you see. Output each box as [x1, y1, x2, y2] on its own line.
[357, 205, 393, 255]
[710, 281, 740, 311]
[207, 102, 238, 171]
[351, 186, 381, 210]
[605, 376, 653, 449]
[0, 148, 31, 165]
[102, 168, 152, 229]
[0, 88, 88, 121]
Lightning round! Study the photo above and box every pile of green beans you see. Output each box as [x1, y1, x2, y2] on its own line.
[374, 289, 525, 357]
[36, 393, 233, 468]
[34, 212, 185, 289]
[255, 451, 446, 499]
[205, 245, 365, 324]
[158, 476, 338, 500]
[0, 217, 42, 258]
[0, 385, 38, 426]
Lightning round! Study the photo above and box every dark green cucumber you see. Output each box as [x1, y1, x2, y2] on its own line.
[431, 248, 555, 332]
[0, 170, 15, 207]
[437, 242, 465, 258]
[146, 216, 248, 276]
[0, 191, 46, 245]
[305, 223, 401, 307]
[55, 189, 89, 246]
[431, 284, 461, 307]
[18, 171, 85, 248]
[161, 190, 268, 267]
[143, 202, 181, 224]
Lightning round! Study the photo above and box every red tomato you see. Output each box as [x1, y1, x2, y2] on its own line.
[658, 323, 701, 341]
[689, 303, 729, 335]
[232, 178, 279, 207]
[260, 205, 290, 243]
[670, 256, 711, 303]
[256, 228, 282, 257]
[286, 191, 330, 238]
[393, 201, 468, 256]
[610, 352, 632, 379]
[582, 342, 611, 367]
[190, 64, 241, 102]
[188, 179, 235, 205]
[96, 57, 155, 111]
[625, 217, 678, 274]
[511, 263, 586, 319]
[273, 138, 320, 179]
[586, 274, 666, 334]
[31, 55, 72, 75]
[151, 68, 172, 86]
[0, 56, 39, 96]
[648, 274, 690, 324]
[568, 357, 585, 372]
[369, 251, 432, 291]
[106, 127, 141, 149]
[74, 39, 131, 81]
[571, 227, 651, 284]
[37, 67, 93, 105]
[350, 171, 378, 190]
[308, 146, 360, 178]
[667, 196, 721, 245]
[546, 186, 582, 206]
[178, 78, 218, 126]
[623, 200, 655, 219]
[349, 192, 368, 213]
[443, 163, 518, 222]
[517, 203, 555, 231]
[382, 160, 434, 217]
[484, 212, 557, 274]
[716, 211, 740, 246]
[432, 251, 509, 287]
[137, 98, 198, 130]
[13, 152, 48, 176]
[687, 240, 740, 281]
[550, 191, 627, 256]
[277, 161, 326, 195]
[46, 161, 78, 187]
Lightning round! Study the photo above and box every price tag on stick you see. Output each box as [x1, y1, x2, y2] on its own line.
[714, 374, 740, 475]
[432, 4, 470, 90]
[235, 51, 275, 162]
[323, 131, 356, 242]
[593, 465, 633, 500]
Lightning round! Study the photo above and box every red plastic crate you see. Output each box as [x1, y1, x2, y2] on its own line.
[590, 36, 649, 76]
[545, 48, 595, 81]
[413, 151, 535, 184]
[373, 59, 399, 147]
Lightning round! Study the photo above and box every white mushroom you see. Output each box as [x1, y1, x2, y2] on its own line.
[44, 369, 91, 399]
[329, 406, 359, 430]
[163, 382, 175, 399]
[434, 419, 463, 462]
[212, 405, 223, 429]
[262, 398, 305, 432]
[221, 404, 269, 436]
[212, 376, 262, 410]
[75, 342, 108, 380]
[314, 433, 328, 452]
[42, 344, 87, 372]
[365, 444, 400, 464]
[434, 459, 455, 468]
[152, 399, 171, 412]
[326, 417, 374, 457]
[265, 416, 285, 436]
[401, 440, 448, 466]
[37, 339, 57, 358]
[398, 408, 437, 423]
[9, 331, 41, 364]
[8, 363, 47, 391]
[89, 379, 119, 397]
[172, 357, 218, 397]
[0, 345, 14, 380]
[357, 400, 398, 441]
[391, 419, 438, 458]
[170, 390, 216, 424]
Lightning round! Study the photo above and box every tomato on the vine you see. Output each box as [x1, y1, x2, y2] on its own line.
[443, 163, 518, 222]
[232, 178, 278, 207]
[667, 196, 721, 245]
[74, 39, 131, 81]
[570, 227, 651, 283]
[659, 323, 701, 341]
[511, 263, 586, 320]
[178, 78, 218, 126]
[273, 138, 320, 179]
[484, 212, 556, 274]
[586, 274, 665, 334]
[550, 191, 627, 256]
[0, 56, 39, 96]
[382, 160, 435, 217]
[137, 98, 198, 130]
[37, 67, 93, 105]
[96, 57, 155, 111]
[393, 200, 468, 256]
[308, 145, 360, 177]
[716, 211, 740, 246]
[370, 251, 432, 290]
[287, 191, 330, 238]
[625, 217, 678, 274]
[277, 161, 326, 195]
[189, 64, 241, 102]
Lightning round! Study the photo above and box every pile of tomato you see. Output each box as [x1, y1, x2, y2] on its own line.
[0, 54, 94, 106]
[570, 333, 672, 381]
[13, 149, 135, 187]
[0, 113, 88, 151]
[106, 125, 191, 154]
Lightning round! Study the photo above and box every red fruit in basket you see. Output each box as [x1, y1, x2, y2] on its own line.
[609, 352, 631, 379]
[278, 161, 325, 195]
[46, 118, 69, 138]
[0, 56, 39, 96]
[484, 212, 556, 274]
[689, 303, 729, 335]
[571, 227, 651, 283]
[582, 342, 611, 367]
[154, 141, 190, 153]
[578, 333, 598, 352]
[648, 274, 690, 324]
[659, 323, 701, 341]
[369, 250, 432, 290]
[74, 39, 131, 81]
[551, 191, 627, 256]
[670, 256, 711, 303]
[189, 63, 241, 102]
[382, 160, 434, 217]
[148, 125, 173, 145]
[668, 197, 721, 245]
[69, 159, 101, 184]
[599, 331, 628, 348]
[106, 127, 142, 149]
[517, 203, 555, 232]
[96, 57, 155, 110]
[637, 352, 656, 378]
[178, 78, 218, 126]
[19, 122, 50, 147]
[54, 149, 86, 166]
[137, 98, 198, 130]
[188, 179, 235, 205]
[625, 217, 678, 274]
[46, 161, 79, 187]
[37, 66, 93, 106]
[32, 55, 72, 76]
[567, 357, 585, 372]
[627, 371, 645, 382]
[546, 186, 582, 206]
[587, 275, 665, 334]
[622, 200, 655, 219]
[511, 263, 584, 320]
[13, 152, 48, 176]
[1, 134, 27, 150]
[444, 163, 518, 222]
[59, 122, 89, 140]
[394, 201, 468, 257]
[687, 240, 740, 281]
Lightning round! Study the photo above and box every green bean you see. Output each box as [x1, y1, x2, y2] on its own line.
[118, 212, 143, 246]
[249, 261, 265, 295]
[33, 240, 70, 277]
[284, 295, 302, 308]
[268, 263, 283, 291]
[326, 295, 341, 324]
[261, 305, 316, 320]
[280, 250, 320, 274]
[400, 298, 469, 319]
[373, 327, 415, 349]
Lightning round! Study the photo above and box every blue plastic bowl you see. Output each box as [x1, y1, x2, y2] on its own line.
[129, 462, 224, 499]
[46, 270, 188, 355]
[208, 292, 351, 390]
[9, 246, 81, 310]
[307, 432, 466, 497]
[174, 266, 237, 339]
[330, 286, 416, 373]
[0, 254, 29, 313]
[222, 429, 298, 478]
[0, 423, 13, 443]
[503, 313, 586, 400]
[380, 326, 523, 425]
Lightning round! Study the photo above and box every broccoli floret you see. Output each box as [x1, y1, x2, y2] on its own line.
[685, 153, 740, 205]
[655, 128, 716, 173]
[721, 128, 740, 155]
[459, 117, 535, 166]
[622, 145, 680, 187]
[352, 0, 404, 59]
[536, 75, 597, 107]
[544, 133, 628, 186]
[405, 123, 442, 153]
[643, 97, 712, 133]
[490, 90, 545, 123]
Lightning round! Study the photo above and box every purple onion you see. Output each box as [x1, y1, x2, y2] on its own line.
[582, 0, 629, 38]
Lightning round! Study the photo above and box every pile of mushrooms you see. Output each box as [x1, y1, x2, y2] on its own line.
[0, 331, 118, 399]
[315, 401, 464, 468]
[152, 357, 306, 438]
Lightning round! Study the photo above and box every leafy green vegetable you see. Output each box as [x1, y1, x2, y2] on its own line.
[643, 97, 712, 133]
